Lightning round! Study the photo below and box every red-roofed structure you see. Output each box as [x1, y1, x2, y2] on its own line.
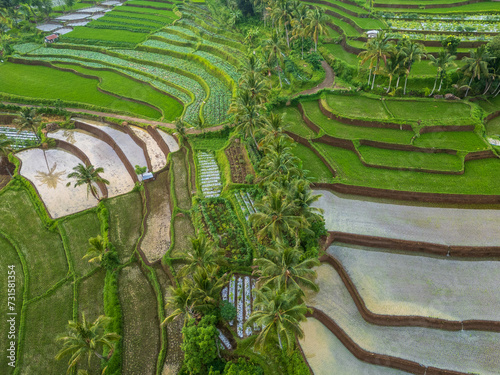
[44, 34, 59, 43]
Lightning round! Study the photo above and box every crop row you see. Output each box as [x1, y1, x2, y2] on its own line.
[388, 19, 500, 33]
[25, 47, 202, 123]
[116, 49, 232, 124]
[381, 13, 500, 22]
[145, 36, 239, 81]
[387, 32, 492, 42]
[158, 27, 245, 65]
[89, 15, 163, 28]
[18, 55, 191, 105]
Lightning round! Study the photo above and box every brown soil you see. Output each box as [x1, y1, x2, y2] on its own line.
[41, 114, 65, 123]
[225, 143, 252, 184]
[0, 159, 14, 189]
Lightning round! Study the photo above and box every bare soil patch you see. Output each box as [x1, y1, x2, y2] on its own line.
[142, 171, 171, 262]
[225, 142, 253, 183]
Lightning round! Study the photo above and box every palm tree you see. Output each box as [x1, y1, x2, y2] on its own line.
[162, 283, 196, 327]
[0, 135, 12, 167]
[461, 45, 494, 97]
[189, 265, 228, 315]
[272, 0, 292, 48]
[239, 70, 269, 105]
[258, 136, 299, 184]
[428, 51, 456, 96]
[263, 33, 286, 88]
[177, 235, 223, 277]
[66, 163, 109, 201]
[402, 40, 425, 95]
[83, 235, 107, 264]
[254, 241, 320, 294]
[229, 90, 265, 149]
[289, 179, 323, 221]
[258, 112, 290, 146]
[13, 107, 41, 140]
[363, 32, 394, 90]
[245, 286, 309, 353]
[174, 118, 187, 145]
[250, 186, 306, 243]
[55, 313, 120, 374]
[306, 7, 328, 52]
[291, 3, 309, 59]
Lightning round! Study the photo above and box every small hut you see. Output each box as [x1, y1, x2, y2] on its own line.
[367, 30, 379, 39]
[44, 34, 59, 43]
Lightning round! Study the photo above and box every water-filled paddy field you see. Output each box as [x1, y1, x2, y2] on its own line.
[328, 243, 500, 321]
[314, 189, 500, 246]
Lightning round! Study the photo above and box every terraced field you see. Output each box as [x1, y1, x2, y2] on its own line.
[5, 0, 241, 127]
[285, 93, 500, 195]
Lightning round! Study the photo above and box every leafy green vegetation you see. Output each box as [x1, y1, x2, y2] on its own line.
[63, 26, 149, 45]
[292, 143, 334, 182]
[0, 63, 161, 119]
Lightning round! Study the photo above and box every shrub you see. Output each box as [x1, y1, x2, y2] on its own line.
[220, 300, 237, 322]
[181, 315, 219, 374]
[245, 174, 254, 184]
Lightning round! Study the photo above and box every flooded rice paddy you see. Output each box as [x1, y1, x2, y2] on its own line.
[158, 129, 179, 153]
[130, 126, 166, 171]
[299, 318, 409, 375]
[49, 129, 134, 197]
[328, 243, 500, 321]
[308, 264, 500, 374]
[314, 189, 500, 246]
[17, 148, 98, 218]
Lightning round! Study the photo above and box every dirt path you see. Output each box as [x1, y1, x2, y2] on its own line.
[288, 61, 335, 104]
[1, 102, 229, 134]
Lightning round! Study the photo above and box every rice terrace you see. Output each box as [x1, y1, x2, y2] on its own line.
[1, 0, 500, 372]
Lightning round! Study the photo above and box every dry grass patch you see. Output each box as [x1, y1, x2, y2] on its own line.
[119, 265, 161, 375]
[142, 171, 171, 262]
[105, 192, 143, 262]
[21, 282, 73, 374]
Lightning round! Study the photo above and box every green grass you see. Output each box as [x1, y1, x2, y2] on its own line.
[104, 192, 143, 262]
[321, 0, 369, 14]
[301, 101, 415, 143]
[326, 14, 361, 37]
[0, 189, 68, 298]
[486, 116, 500, 136]
[171, 151, 192, 211]
[357, 144, 464, 171]
[76, 270, 106, 374]
[375, 0, 479, 5]
[105, 10, 175, 24]
[414, 131, 489, 151]
[90, 15, 163, 28]
[61, 211, 101, 277]
[315, 142, 500, 194]
[119, 265, 161, 375]
[477, 95, 500, 115]
[292, 143, 334, 182]
[64, 26, 148, 44]
[53, 63, 183, 121]
[0, 62, 161, 119]
[276, 106, 316, 138]
[189, 137, 227, 151]
[319, 4, 386, 30]
[114, 6, 178, 18]
[384, 99, 473, 124]
[325, 94, 391, 120]
[21, 282, 73, 374]
[125, 0, 172, 8]
[0, 236, 23, 375]
[88, 20, 158, 31]
[323, 43, 359, 66]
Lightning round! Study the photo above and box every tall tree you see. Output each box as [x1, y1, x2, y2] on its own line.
[428, 51, 456, 96]
[254, 241, 320, 294]
[83, 235, 107, 265]
[263, 33, 286, 88]
[245, 286, 309, 353]
[250, 185, 306, 243]
[177, 235, 223, 277]
[291, 3, 309, 59]
[461, 45, 494, 97]
[229, 90, 265, 149]
[66, 163, 109, 201]
[258, 136, 299, 184]
[55, 314, 120, 374]
[306, 6, 328, 52]
[402, 40, 425, 94]
[0, 134, 12, 167]
[13, 107, 41, 140]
